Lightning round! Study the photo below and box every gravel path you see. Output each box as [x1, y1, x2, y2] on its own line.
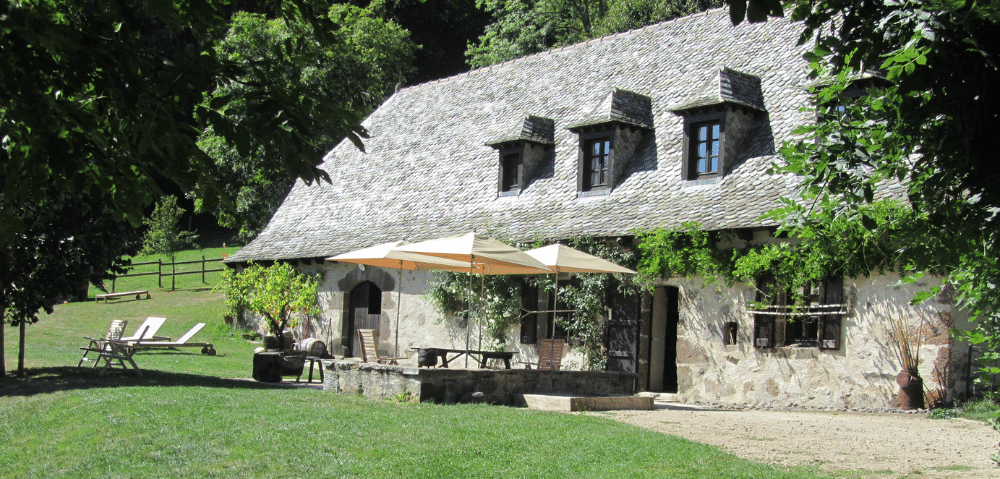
[591, 403, 998, 477]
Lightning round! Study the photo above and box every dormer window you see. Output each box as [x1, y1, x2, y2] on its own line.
[669, 67, 766, 182]
[568, 89, 653, 196]
[691, 119, 721, 178]
[486, 115, 555, 197]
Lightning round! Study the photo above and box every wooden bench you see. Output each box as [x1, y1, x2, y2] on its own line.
[95, 291, 151, 303]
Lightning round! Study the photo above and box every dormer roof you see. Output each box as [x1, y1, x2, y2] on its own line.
[669, 67, 765, 115]
[486, 115, 556, 148]
[567, 88, 654, 131]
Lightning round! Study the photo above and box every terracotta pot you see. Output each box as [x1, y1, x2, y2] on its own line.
[896, 371, 925, 409]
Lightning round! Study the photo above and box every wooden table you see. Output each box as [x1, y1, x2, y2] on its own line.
[415, 348, 517, 369]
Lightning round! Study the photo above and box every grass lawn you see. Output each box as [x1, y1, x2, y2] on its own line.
[0, 251, 836, 478]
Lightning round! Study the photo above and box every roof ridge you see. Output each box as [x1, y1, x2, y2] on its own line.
[396, 7, 731, 94]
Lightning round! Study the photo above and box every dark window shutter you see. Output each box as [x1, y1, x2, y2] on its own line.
[753, 277, 776, 348]
[819, 276, 843, 350]
[520, 280, 538, 344]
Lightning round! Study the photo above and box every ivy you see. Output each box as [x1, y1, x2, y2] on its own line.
[636, 200, 924, 307]
[426, 235, 644, 370]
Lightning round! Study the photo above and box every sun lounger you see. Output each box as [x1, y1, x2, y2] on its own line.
[132, 323, 216, 355]
[120, 317, 169, 342]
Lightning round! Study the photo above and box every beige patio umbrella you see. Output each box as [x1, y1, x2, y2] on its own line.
[327, 241, 476, 357]
[524, 243, 636, 339]
[394, 232, 552, 365]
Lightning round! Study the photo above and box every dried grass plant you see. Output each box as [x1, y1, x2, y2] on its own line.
[888, 316, 922, 375]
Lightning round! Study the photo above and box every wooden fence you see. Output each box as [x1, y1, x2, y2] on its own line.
[110, 256, 225, 291]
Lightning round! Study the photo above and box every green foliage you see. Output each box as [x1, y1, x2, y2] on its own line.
[426, 235, 642, 370]
[466, 0, 722, 68]
[774, 0, 1000, 394]
[218, 262, 322, 350]
[927, 408, 958, 420]
[635, 221, 729, 283]
[139, 196, 198, 261]
[0, 0, 366, 371]
[196, 6, 418, 242]
[636, 200, 920, 307]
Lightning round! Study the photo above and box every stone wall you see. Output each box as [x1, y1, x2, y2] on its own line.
[322, 360, 638, 405]
[664, 272, 971, 408]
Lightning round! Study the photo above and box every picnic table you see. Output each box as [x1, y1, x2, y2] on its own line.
[414, 348, 517, 369]
[95, 290, 151, 303]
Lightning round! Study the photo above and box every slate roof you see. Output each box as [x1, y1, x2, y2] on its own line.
[228, 9, 849, 263]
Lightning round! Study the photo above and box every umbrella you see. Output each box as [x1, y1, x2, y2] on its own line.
[395, 232, 552, 365]
[327, 241, 476, 357]
[524, 244, 636, 341]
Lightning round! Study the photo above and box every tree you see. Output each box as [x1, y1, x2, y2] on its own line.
[139, 195, 198, 290]
[195, 6, 418, 242]
[762, 0, 1000, 392]
[466, 0, 722, 68]
[219, 262, 321, 351]
[0, 0, 365, 370]
[0, 190, 139, 376]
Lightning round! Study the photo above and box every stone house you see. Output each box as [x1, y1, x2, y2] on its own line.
[226, 8, 971, 408]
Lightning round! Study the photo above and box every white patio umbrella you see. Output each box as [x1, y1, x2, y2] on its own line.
[394, 232, 552, 366]
[327, 241, 475, 357]
[524, 243, 636, 338]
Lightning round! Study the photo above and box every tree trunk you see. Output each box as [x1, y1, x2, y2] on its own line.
[0, 306, 6, 377]
[18, 319, 25, 377]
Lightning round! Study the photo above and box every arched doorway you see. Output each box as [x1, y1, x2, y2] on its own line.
[345, 281, 383, 358]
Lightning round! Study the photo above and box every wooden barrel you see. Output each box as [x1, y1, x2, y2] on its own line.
[299, 338, 328, 358]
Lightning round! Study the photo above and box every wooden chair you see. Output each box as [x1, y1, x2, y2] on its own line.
[523, 338, 565, 370]
[78, 319, 128, 367]
[356, 329, 405, 365]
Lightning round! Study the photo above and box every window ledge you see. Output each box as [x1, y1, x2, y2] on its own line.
[577, 189, 610, 199]
[498, 190, 521, 198]
[684, 177, 721, 187]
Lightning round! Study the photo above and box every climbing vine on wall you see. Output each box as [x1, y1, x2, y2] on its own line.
[635, 199, 926, 306]
[426, 235, 645, 370]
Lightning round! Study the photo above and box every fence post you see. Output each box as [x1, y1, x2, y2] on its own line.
[202, 255, 206, 284]
[171, 258, 176, 291]
[158, 259, 162, 289]
[112, 275, 117, 293]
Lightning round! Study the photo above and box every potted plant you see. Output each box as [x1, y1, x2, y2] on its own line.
[889, 317, 924, 409]
[220, 262, 321, 382]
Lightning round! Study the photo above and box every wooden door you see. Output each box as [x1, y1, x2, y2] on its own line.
[606, 291, 640, 374]
[347, 281, 382, 358]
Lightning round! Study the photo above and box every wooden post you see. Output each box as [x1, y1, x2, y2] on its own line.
[0, 306, 5, 377]
[111, 274, 117, 293]
[202, 255, 206, 284]
[171, 257, 176, 291]
[158, 259, 162, 289]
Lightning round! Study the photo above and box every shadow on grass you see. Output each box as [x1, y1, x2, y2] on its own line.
[0, 366, 311, 397]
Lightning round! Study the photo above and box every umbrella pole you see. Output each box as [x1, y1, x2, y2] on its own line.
[465, 256, 474, 368]
[395, 261, 402, 357]
[478, 274, 485, 352]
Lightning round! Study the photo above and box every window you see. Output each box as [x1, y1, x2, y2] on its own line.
[500, 150, 521, 192]
[692, 120, 721, 176]
[752, 275, 844, 350]
[584, 137, 610, 190]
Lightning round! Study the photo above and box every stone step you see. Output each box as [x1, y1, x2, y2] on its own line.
[515, 394, 654, 412]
